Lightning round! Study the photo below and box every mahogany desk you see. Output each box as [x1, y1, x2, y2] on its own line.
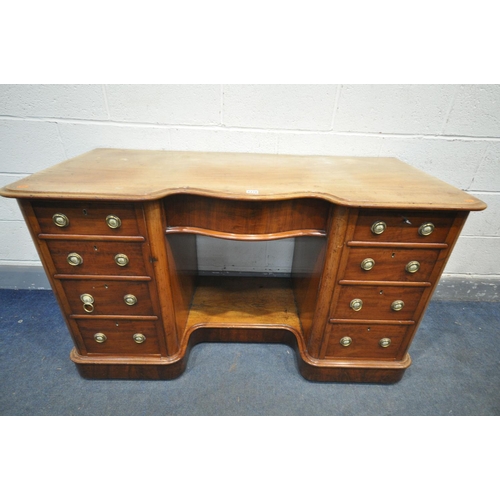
[0, 149, 487, 383]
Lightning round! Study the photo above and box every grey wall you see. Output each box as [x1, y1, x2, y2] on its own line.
[1, 85, 498, 298]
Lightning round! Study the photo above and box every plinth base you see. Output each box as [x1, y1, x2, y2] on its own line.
[71, 326, 411, 384]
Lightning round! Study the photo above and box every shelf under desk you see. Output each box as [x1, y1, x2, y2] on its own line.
[185, 276, 302, 334]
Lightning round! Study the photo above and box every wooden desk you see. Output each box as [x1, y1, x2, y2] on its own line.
[0, 149, 487, 383]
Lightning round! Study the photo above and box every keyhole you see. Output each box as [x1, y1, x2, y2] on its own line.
[391, 253, 395, 258]
[379, 290, 383, 295]
[83, 209, 88, 216]
[94, 245, 98, 251]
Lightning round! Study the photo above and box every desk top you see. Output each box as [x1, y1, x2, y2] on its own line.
[0, 148, 486, 210]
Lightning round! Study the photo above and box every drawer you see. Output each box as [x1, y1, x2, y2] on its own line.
[164, 194, 330, 234]
[323, 323, 409, 360]
[342, 247, 440, 282]
[76, 319, 161, 355]
[353, 210, 455, 243]
[332, 285, 426, 321]
[46, 240, 148, 276]
[60, 280, 155, 316]
[32, 201, 142, 236]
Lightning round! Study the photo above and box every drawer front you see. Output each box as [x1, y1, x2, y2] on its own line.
[324, 323, 409, 359]
[76, 319, 161, 355]
[342, 247, 440, 282]
[333, 285, 425, 320]
[61, 280, 155, 316]
[353, 210, 454, 243]
[47, 240, 148, 276]
[165, 195, 330, 234]
[32, 201, 142, 236]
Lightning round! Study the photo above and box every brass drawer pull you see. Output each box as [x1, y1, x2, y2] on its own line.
[418, 222, 435, 236]
[114, 253, 129, 266]
[67, 252, 83, 266]
[124, 294, 137, 306]
[106, 214, 122, 229]
[379, 338, 391, 348]
[391, 300, 405, 311]
[133, 333, 146, 344]
[350, 298, 363, 311]
[52, 213, 69, 227]
[94, 333, 107, 343]
[405, 260, 420, 273]
[80, 293, 94, 313]
[360, 258, 375, 271]
[371, 220, 387, 235]
[339, 336, 352, 347]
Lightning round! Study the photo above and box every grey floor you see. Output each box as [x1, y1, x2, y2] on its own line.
[0, 289, 498, 416]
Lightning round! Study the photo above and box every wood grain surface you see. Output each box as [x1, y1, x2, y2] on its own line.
[0, 148, 487, 210]
[31, 200, 143, 236]
[323, 323, 411, 360]
[185, 276, 302, 335]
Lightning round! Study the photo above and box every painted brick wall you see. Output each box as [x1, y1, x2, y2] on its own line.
[0, 84, 498, 280]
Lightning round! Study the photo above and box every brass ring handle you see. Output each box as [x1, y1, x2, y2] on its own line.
[339, 336, 352, 347]
[124, 294, 137, 306]
[418, 222, 435, 236]
[83, 303, 94, 313]
[133, 333, 146, 344]
[67, 252, 83, 266]
[80, 293, 94, 313]
[350, 298, 363, 311]
[405, 260, 420, 273]
[94, 333, 107, 343]
[379, 338, 391, 348]
[52, 213, 69, 227]
[360, 258, 375, 271]
[391, 300, 405, 311]
[114, 253, 129, 266]
[106, 215, 122, 229]
[371, 220, 387, 235]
